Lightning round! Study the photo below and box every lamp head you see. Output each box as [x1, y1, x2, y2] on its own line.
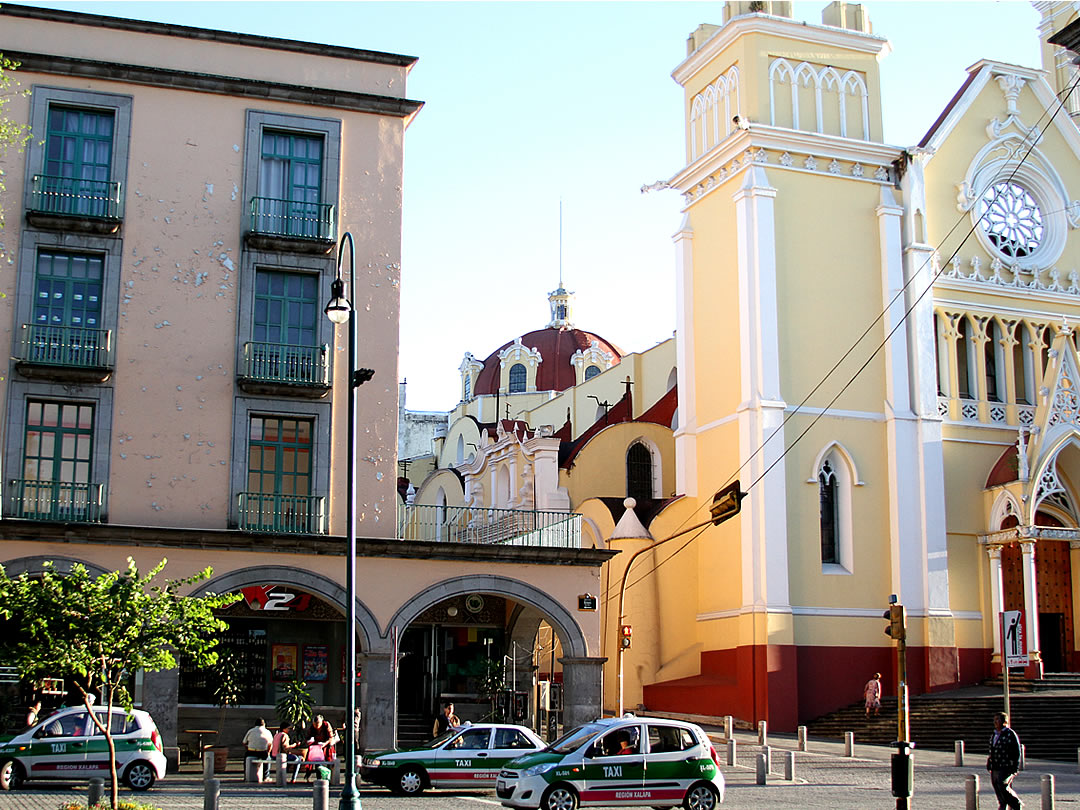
[324, 277, 351, 324]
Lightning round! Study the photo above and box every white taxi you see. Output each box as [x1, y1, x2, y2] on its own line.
[496, 715, 724, 810]
[0, 705, 166, 791]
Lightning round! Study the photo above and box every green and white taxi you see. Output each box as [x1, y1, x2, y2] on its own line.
[362, 723, 545, 795]
[496, 715, 724, 810]
[0, 706, 166, 791]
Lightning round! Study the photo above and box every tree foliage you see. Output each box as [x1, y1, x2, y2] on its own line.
[0, 53, 31, 231]
[0, 558, 239, 808]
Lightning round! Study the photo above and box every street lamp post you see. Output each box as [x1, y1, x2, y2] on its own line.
[325, 231, 374, 810]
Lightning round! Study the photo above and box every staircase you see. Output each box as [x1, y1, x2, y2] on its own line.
[396, 713, 431, 748]
[807, 679, 1080, 762]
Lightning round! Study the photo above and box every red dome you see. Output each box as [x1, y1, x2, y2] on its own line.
[474, 327, 622, 396]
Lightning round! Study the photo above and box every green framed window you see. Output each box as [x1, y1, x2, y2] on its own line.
[16, 401, 99, 521]
[242, 416, 318, 532]
[42, 107, 115, 216]
[253, 270, 318, 347]
[258, 131, 323, 237]
[34, 250, 104, 330]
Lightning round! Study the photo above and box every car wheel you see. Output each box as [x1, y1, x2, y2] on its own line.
[684, 781, 720, 810]
[0, 760, 25, 791]
[541, 784, 579, 810]
[124, 760, 156, 791]
[395, 766, 426, 795]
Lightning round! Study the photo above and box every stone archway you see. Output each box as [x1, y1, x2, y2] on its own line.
[1, 555, 111, 578]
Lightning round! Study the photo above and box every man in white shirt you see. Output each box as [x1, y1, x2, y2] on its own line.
[242, 717, 274, 782]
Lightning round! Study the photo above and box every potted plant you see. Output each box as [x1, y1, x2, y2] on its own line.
[275, 678, 314, 731]
[209, 650, 241, 773]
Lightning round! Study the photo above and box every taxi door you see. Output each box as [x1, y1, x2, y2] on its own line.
[487, 727, 540, 779]
[582, 725, 645, 805]
[642, 724, 705, 806]
[432, 726, 493, 788]
[28, 710, 93, 778]
[91, 711, 140, 776]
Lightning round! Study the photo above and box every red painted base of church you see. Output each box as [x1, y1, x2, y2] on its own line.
[642, 644, 992, 730]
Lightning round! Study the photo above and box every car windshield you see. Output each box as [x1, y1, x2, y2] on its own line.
[415, 730, 458, 750]
[545, 723, 606, 754]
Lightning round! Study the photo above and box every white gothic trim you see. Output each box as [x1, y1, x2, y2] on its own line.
[769, 58, 869, 140]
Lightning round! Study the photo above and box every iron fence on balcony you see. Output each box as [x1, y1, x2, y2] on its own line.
[10, 479, 105, 523]
[240, 342, 329, 386]
[30, 174, 123, 220]
[397, 503, 581, 548]
[17, 324, 113, 369]
[237, 492, 326, 535]
[249, 197, 335, 241]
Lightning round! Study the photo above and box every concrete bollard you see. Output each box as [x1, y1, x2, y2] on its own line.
[955, 740, 965, 767]
[844, 731, 855, 758]
[277, 752, 288, 786]
[726, 738, 737, 767]
[1076, 747, 1079, 773]
[755, 752, 767, 785]
[965, 773, 979, 810]
[724, 715, 733, 740]
[1020, 744, 1026, 771]
[758, 720, 767, 746]
[313, 778, 330, 810]
[88, 777, 104, 807]
[203, 750, 214, 781]
[204, 776, 220, 810]
[783, 750, 795, 781]
[762, 745, 771, 773]
[797, 725, 808, 752]
[1042, 774, 1055, 810]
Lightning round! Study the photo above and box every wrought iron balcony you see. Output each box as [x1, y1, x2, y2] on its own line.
[28, 175, 123, 232]
[397, 504, 581, 548]
[15, 324, 113, 382]
[247, 197, 336, 252]
[237, 492, 326, 535]
[10, 479, 105, 523]
[238, 342, 330, 397]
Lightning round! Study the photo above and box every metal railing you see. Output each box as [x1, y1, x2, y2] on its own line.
[249, 197, 335, 241]
[237, 492, 326, 535]
[397, 504, 581, 548]
[30, 174, 123, 220]
[17, 324, 113, 369]
[10, 479, 105, 523]
[240, 342, 329, 386]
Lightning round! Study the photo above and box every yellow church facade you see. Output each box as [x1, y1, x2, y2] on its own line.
[631, 0, 1080, 729]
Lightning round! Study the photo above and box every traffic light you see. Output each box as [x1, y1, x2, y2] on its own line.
[710, 481, 745, 526]
[883, 604, 906, 641]
[620, 624, 633, 649]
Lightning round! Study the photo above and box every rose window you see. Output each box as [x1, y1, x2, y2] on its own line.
[977, 181, 1044, 260]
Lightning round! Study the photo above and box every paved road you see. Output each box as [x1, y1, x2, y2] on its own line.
[1, 729, 1077, 809]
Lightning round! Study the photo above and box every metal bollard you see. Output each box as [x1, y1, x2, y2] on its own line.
[1020, 744, 1026, 771]
[88, 777, 104, 807]
[204, 776, 220, 810]
[1042, 774, 1055, 810]
[758, 720, 767, 746]
[762, 745, 771, 773]
[203, 750, 214, 781]
[726, 738, 737, 767]
[797, 725, 808, 752]
[965, 773, 979, 810]
[277, 752, 288, 786]
[783, 750, 795, 780]
[955, 740, 965, 767]
[755, 752, 767, 785]
[313, 778, 330, 810]
[724, 715, 733, 740]
[844, 731, 855, 757]
[1077, 747, 1079, 773]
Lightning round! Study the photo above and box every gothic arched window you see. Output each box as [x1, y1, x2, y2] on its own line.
[819, 459, 839, 565]
[508, 363, 527, 393]
[627, 442, 653, 502]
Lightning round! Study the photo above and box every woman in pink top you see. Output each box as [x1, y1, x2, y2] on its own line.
[863, 673, 882, 717]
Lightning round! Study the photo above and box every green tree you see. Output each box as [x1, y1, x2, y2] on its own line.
[0, 558, 239, 809]
[0, 52, 31, 231]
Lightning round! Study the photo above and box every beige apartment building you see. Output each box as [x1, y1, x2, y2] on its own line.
[0, 5, 610, 761]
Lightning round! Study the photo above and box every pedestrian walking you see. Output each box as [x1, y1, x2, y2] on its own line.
[987, 711, 1022, 809]
[863, 672, 882, 717]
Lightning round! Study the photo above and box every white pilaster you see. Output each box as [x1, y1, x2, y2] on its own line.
[987, 546, 1003, 657]
[673, 215, 698, 497]
[733, 166, 789, 612]
[1020, 540, 1041, 661]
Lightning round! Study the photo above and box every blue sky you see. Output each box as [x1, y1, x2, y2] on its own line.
[9, 1, 1043, 410]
